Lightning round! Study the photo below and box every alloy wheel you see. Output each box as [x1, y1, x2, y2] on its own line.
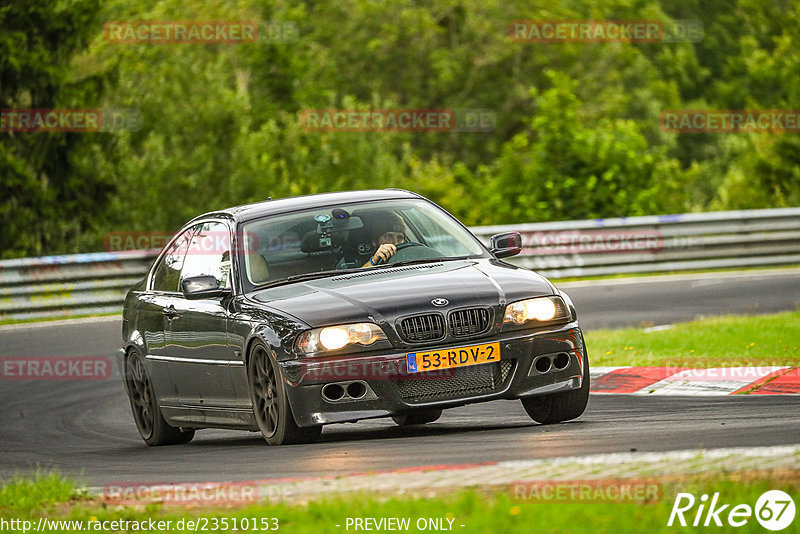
[250, 345, 279, 437]
[127, 355, 154, 438]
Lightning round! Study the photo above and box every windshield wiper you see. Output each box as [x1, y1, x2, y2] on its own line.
[252, 257, 477, 290]
[376, 256, 475, 268]
[253, 267, 364, 290]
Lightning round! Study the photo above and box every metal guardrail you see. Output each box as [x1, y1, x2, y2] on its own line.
[0, 252, 156, 321]
[471, 207, 800, 278]
[1, 207, 799, 321]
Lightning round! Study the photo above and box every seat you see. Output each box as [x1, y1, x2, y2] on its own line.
[342, 210, 377, 263]
[246, 252, 270, 285]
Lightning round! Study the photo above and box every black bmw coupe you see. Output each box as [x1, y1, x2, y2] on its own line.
[119, 189, 589, 445]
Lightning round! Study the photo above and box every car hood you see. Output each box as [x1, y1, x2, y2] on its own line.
[248, 259, 556, 328]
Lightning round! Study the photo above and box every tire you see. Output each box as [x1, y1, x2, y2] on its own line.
[392, 408, 443, 426]
[521, 334, 590, 425]
[125, 349, 195, 446]
[248, 342, 322, 445]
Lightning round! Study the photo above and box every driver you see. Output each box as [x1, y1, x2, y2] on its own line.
[362, 212, 406, 267]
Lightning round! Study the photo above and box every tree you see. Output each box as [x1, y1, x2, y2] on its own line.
[481, 71, 688, 223]
[0, 0, 110, 258]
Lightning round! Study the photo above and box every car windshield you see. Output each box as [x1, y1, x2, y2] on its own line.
[239, 198, 487, 289]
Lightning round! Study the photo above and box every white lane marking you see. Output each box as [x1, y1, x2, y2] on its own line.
[0, 314, 122, 331]
[556, 267, 800, 288]
[643, 324, 675, 333]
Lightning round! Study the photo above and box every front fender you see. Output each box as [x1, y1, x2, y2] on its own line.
[117, 328, 147, 394]
[559, 289, 578, 321]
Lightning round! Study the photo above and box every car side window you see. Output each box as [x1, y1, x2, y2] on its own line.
[178, 222, 232, 291]
[150, 227, 196, 292]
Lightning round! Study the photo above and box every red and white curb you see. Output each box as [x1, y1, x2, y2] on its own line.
[91, 445, 800, 504]
[590, 366, 800, 395]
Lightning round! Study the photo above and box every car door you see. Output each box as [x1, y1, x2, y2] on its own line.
[168, 220, 239, 407]
[142, 226, 197, 405]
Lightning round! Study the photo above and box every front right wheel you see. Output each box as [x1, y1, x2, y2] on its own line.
[521, 334, 590, 425]
[248, 341, 322, 445]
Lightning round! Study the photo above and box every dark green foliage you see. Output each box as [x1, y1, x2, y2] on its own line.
[1, 0, 110, 257]
[2, 0, 799, 257]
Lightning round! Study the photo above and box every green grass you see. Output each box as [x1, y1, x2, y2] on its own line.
[1, 474, 797, 533]
[0, 473, 78, 513]
[584, 310, 800, 367]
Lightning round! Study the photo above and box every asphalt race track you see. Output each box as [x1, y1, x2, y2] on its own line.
[560, 268, 800, 329]
[1, 270, 799, 486]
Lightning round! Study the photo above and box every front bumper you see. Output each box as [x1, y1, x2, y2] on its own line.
[281, 322, 586, 427]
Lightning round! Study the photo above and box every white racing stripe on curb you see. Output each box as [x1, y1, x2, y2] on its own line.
[261, 446, 800, 500]
[497, 445, 800, 471]
[86, 445, 800, 503]
[590, 366, 799, 394]
[640, 366, 789, 395]
[590, 366, 629, 380]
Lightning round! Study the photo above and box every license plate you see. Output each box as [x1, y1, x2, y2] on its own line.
[406, 342, 500, 373]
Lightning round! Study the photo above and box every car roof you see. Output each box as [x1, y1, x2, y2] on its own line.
[191, 189, 422, 224]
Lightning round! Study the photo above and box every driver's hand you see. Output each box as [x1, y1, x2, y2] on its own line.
[372, 244, 396, 264]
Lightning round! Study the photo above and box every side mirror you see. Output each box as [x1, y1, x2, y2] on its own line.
[181, 275, 232, 300]
[490, 231, 523, 259]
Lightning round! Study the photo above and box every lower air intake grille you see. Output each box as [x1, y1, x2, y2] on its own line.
[392, 360, 515, 403]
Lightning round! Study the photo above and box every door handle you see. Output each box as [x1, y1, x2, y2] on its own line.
[162, 305, 180, 320]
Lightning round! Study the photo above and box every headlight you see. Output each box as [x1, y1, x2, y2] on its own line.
[503, 296, 569, 325]
[296, 323, 388, 354]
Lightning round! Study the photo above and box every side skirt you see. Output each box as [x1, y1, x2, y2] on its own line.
[160, 404, 258, 431]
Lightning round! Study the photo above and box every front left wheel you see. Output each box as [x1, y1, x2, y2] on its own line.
[248, 342, 322, 445]
[392, 408, 442, 426]
[521, 334, 590, 425]
[125, 349, 195, 446]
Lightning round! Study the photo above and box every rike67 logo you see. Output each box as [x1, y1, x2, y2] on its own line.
[668, 490, 796, 531]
